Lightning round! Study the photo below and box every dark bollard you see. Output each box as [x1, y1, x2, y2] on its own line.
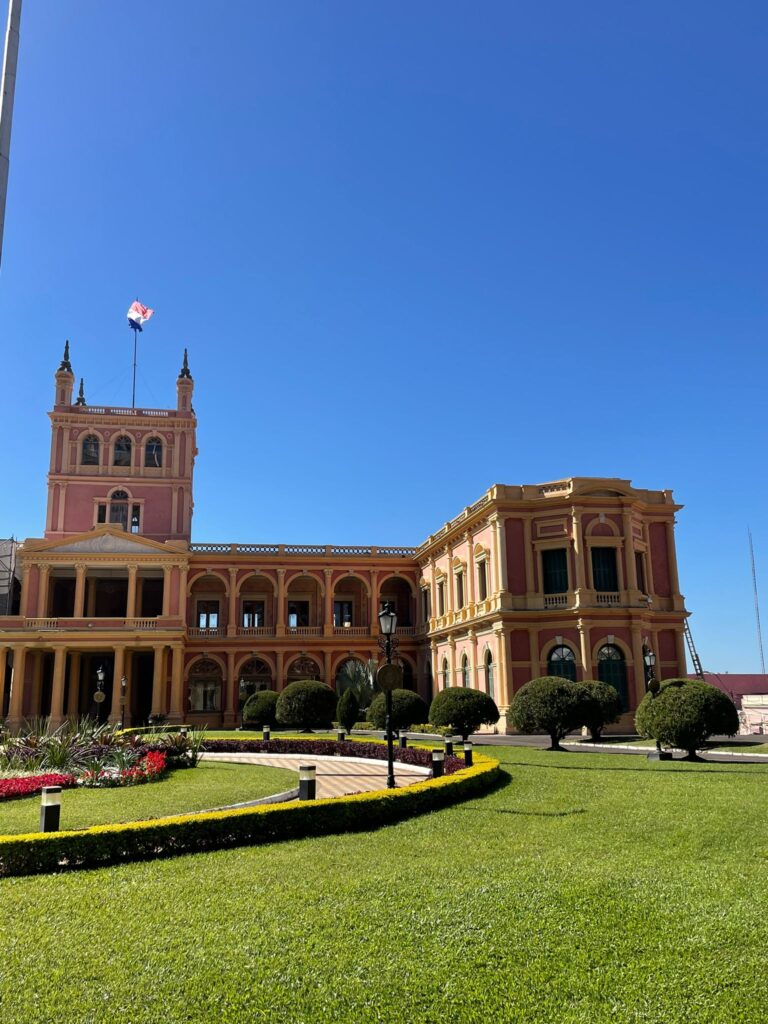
[399, 734, 408, 749]
[40, 786, 62, 833]
[444, 737, 454, 757]
[263, 725, 271, 742]
[431, 749, 444, 779]
[463, 741, 473, 767]
[180, 727, 188, 738]
[337, 729, 346, 743]
[299, 764, 317, 800]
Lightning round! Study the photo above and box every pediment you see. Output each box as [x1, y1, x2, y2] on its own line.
[36, 527, 184, 556]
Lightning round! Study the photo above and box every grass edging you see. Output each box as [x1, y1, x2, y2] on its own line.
[0, 755, 501, 877]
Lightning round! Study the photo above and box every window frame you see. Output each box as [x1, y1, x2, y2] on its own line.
[113, 435, 133, 468]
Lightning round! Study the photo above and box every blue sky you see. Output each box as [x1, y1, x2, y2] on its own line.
[1, 1, 766, 671]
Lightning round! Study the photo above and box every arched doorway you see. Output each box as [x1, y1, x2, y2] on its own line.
[547, 645, 577, 681]
[379, 576, 414, 627]
[597, 644, 628, 710]
[287, 654, 322, 683]
[238, 657, 273, 711]
[188, 658, 223, 714]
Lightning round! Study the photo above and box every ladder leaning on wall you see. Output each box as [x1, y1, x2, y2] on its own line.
[684, 620, 705, 680]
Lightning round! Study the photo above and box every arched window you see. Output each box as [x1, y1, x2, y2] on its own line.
[441, 658, 449, 690]
[188, 658, 223, 713]
[113, 435, 132, 467]
[238, 657, 273, 709]
[81, 434, 100, 466]
[485, 650, 495, 700]
[108, 490, 129, 530]
[145, 437, 163, 468]
[597, 644, 628, 710]
[461, 654, 470, 687]
[547, 645, 577, 681]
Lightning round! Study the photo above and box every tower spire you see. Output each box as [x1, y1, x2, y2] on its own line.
[179, 347, 192, 379]
[74, 378, 86, 406]
[58, 339, 72, 372]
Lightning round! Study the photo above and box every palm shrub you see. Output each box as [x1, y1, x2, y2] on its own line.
[635, 678, 739, 759]
[507, 676, 590, 750]
[335, 658, 378, 712]
[276, 680, 337, 731]
[242, 690, 279, 729]
[336, 689, 360, 733]
[581, 679, 622, 741]
[368, 689, 429, 735]
[429, 687, 500, 741]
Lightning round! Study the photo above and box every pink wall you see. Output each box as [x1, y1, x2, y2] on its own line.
[505, 519, 526, 595]
[649, 522, 671, 597]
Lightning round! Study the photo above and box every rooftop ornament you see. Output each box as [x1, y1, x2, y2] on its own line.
[58, 340, 72, 373]
[179, 348, 192, 379]
[74, 378, 87, 406]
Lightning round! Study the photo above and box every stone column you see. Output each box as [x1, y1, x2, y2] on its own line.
[491, 516, 508, 595]
[162, 566, 172, 617]
[630, 625, 646, 710]
[577, 620, 589, 679]
[109, 647, 126, 724]
[430, 640, 438, 691]
[126, 566, 138, 619]
[150, 646, 166, 716]
[227, 568, 238, 636]
[666, 520, 682, 598]
[30, 650, 44, 716]
[178, 565, 189, 620]
[49, 646, 68, 726]
[571, 509, 587, 605]
[275, 650, 284, 691]
[276, 570, 286, 635]
[466, 534, 476, 607]
[37, 565, 50, 617]
[7, 645, 28, 730]
[169, 647, 185, 723]
[324, 650, 332, 688]
[469, 629, 478, 688]
[528, 627, 540, 680]
[0, 646, 7, 717]
[623, 512, 638, 594]
[494, 626, 510, 710]
[523, 517, 535, 599]
[675, 627, 688, 678]
[369, 570, 379, 630]
[67, 651, 81, 716]
[324, 569, 333, 635]
[448, 635, 456, 685]
[74, 565, 87, 618]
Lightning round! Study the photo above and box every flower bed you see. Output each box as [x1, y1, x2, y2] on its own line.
[80, 752, 167, 788]
[0, 773, 77, 802]
[202, 738, 466, 774]
[0, 753, 501, 876]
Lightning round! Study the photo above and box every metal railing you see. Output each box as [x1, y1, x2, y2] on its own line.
[188, 542, 417, 557]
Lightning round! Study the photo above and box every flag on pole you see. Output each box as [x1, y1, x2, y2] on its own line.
[127, 300, 154, 332]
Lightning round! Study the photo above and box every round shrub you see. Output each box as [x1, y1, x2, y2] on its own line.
[242, 690, 278, 729]
[507, 676, 589, 750]
[368, 689, 429, 735]
[635, 678, 739, 759]
[275, 680, 337, 731]
[428, 687, 500, 741]
[336, 689, 360, 733]
[580, 679, 621, 741]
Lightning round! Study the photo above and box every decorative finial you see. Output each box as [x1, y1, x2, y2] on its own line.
[75, 378, 87, 406]
[179, 347, 192, 379]
[58, 340, 72, 372]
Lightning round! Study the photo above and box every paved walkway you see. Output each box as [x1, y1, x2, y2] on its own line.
[201, 752, 430, 800]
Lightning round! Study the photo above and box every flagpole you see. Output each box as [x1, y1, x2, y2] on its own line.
[131, 322, 138, 408]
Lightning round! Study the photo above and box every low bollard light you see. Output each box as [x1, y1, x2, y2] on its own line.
[444, 737, 454, 757]
[463, 741, 473, 767]
[399, 734, 408, 749]
[40, 786, 62, 833]
[337, 729, 346, 743]
[263, 724, 271, 742]
[180, 727, 188, 738]
[299, 764, 317, 800]
[431, 749, 444, 779]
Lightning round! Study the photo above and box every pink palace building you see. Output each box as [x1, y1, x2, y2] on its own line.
[0, 345, 690, 732]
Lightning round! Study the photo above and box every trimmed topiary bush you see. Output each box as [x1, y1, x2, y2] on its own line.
[580, 679, 621, 741]
[275, 680, 337, 731]
[635, 678, 739, 759]
[507, 676, 589, 750]
[368, 689, 429, 735]
[336, 689, 360, 733]
[429, 687, 500, 741]
[242, 690, 279, 729]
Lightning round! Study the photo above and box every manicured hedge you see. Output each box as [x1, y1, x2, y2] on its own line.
[0, 754, 500, 877]
[202, 738, 465, 774]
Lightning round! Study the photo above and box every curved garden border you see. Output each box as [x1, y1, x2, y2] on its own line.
[0, 746, 500, 877]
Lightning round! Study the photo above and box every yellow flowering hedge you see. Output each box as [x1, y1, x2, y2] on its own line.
[0, 755, 500, 877]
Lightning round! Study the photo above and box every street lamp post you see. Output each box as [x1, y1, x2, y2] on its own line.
[119, 675, 127, 730]
[378, 602, 398, 790]
[94, 664, 106, 720]
[644, 648, 669, 761]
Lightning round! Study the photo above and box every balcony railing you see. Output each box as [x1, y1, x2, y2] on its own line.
[286, 626, 323, 636]
[237, 626, 276, 637]
[0, 616, 176, 631]
[188, 626, 225, 637]
[188, 542, 417, 558]
[333, 626, 369, 636]
[596, 592, 621, 607]
[543, 594, 569, 609]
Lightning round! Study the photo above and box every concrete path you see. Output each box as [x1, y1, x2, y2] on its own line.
[201, 752, 430, 800]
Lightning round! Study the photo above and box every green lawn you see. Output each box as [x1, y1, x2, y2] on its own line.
[1, 746, 767, 1024]
[0, 762, 295, 835]
[711, 740, 768, 754]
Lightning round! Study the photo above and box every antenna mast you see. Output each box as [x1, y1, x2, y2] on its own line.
[0, 0, 22, 270]
[748, 527, 766, 674]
